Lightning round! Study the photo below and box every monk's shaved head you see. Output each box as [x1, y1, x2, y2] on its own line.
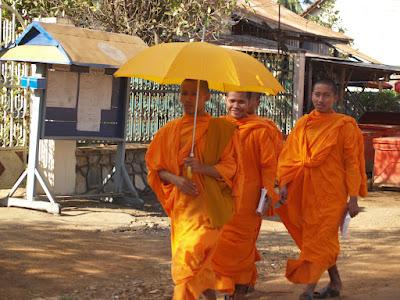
[312, 79, 338, 95]
[181, 79, 209, 93]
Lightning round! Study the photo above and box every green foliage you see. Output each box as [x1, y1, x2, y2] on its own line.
[306, 0, 345, 32]
[358, 91, 400, 112]
[13, 0, 244, 45]
[278, 0, 344, 33]
[277, 0, 303, 14]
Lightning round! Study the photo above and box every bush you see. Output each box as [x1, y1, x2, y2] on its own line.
[358, 91, 400, 112]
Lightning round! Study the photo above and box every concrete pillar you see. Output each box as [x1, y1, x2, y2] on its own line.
[292, 51, 306, 121]
[38, 139, 76, 195]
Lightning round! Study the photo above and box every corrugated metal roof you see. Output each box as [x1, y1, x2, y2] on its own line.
[237, 0, 351, 42]
[309, 57, 400, 81]
[332, 43, 381, 64]
[310, 57, 400, 72]
[213, 34, 302, 53]
[1, 22, 147, 68]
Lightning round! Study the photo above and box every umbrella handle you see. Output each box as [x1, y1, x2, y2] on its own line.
[187, 166, 192, 179]
[186, 152, 194, 179]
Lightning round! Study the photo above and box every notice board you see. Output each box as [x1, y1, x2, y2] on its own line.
[42, 67, 127, 140]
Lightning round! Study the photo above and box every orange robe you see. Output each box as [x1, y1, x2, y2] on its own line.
[212, 115, 281, 291]
[276, 110, 367, 284]
[145, 114, 240, 300]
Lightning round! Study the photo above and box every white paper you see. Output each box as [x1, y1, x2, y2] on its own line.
[340, 211, 351, 239]
[256, 188, 268, 216]
[76, 73, 112, 132]
[46, 70, 78, 108]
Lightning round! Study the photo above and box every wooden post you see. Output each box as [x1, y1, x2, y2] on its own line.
[306, 60, 313, 113]
[338, 68, 346, 113]
[293, 51, 305, 120]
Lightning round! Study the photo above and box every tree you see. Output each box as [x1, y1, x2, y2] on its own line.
[305, 0, 345, 32]
[13, 0, 245, 45]
[278, 0, 344, 33]
[277, 0, 303, 14]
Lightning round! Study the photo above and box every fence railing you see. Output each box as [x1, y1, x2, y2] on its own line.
[344, 89, 367, 120]
[0, 0, 30, 148]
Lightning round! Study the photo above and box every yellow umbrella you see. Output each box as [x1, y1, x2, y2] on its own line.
[114, 41, 284, 94]
[115, 41, 284, 158]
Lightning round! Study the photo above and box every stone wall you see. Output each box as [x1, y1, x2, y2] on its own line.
[75, 144, 151, 195]
[0, 147, 27, 189]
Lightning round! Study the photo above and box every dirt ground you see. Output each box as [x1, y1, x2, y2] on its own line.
[0, 190, 399, 300]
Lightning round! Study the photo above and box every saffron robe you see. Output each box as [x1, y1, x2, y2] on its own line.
[213, 115, 281, 291]
[146, 114, 241, 300]
[276, 110, 367, 284]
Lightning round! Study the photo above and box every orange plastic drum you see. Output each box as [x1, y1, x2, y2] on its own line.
[373, 137, 400, 188]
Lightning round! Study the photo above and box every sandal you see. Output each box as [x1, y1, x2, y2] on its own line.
[314, 286, 340, 299]
[299, 292, 314, 300]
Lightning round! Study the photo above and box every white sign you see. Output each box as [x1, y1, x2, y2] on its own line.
[46, 70, 78, 108]
[76, 73, 112, 132]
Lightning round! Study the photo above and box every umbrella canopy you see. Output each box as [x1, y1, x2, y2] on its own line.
[114, 41, 284, 95]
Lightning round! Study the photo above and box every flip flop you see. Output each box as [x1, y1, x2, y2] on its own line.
[299, 292, 314, 300]
[314, 286, 340, 298]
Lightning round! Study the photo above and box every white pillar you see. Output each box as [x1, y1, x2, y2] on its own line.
[292, 51, 306, 121]
[38, 139, 76, 195]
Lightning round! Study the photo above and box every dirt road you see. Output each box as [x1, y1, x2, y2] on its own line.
[0, 191, 399, 300]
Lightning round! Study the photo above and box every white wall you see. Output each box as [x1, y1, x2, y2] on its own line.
[336, 0, 400, 66]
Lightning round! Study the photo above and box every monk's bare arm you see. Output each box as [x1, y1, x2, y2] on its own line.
[259, 132, 278, 193]
[158, 170, 199, 196]
[183, 157, 222, 179]
[343, 123, 362, 217]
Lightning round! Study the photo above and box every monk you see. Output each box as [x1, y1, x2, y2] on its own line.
[247, 92, 261, 115]
[212, 91, 281, 299]
[145, 79, 241, 300]
[276, 79, 368, 300]
[247, 92, 283, 156]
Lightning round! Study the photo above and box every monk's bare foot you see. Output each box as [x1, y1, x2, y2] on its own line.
[301, 283, 316, 300]
[202, 289, 216, 300]
[327, 281, 342, 291]
[299, 292, 314, 300]
[233, 284, 249, 300]
[313, 286, 340, 299]
[327, 265, 342, 291]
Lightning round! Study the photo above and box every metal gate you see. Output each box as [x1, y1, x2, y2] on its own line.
[0, 0, 30, 147]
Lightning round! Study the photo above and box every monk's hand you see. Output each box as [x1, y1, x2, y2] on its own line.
[279, 184, 288, 205]
[184, 157, 204, 174]
[347, 196, 360, 218]
[173, 175, 199, 196]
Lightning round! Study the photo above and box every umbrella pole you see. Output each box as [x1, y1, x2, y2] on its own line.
[189, 23, 206, 158]
[186, 80, 201, 179]
[189, 80, 201, 157]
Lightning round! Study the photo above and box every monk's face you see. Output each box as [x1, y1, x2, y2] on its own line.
[179, 80, 210, 115]
[226, 92, 249, 119]
[312, 83, 337, 113]
[247, 94, 260, 115]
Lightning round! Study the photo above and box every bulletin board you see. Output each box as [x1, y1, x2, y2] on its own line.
[42, 66, 127, 140]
